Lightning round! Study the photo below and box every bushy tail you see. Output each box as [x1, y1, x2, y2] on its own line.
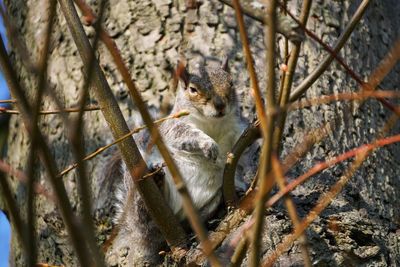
[106, 162, 165, 266]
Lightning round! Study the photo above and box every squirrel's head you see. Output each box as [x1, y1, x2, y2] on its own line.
[176, 58, 236, 119]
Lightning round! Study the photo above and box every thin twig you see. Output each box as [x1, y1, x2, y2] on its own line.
[281, 4, 400, 117]
[249, 1, 278, 266]
[277, 0, 290, 105]
[66, 1, 108, 265]
[272, 156, 312, 266]
[58, 111, 189, 178]
[0, 99, 15, 103]
[72, 1, 220, 263]
[0, 168, 28, 255]
[218, 0, 303, 41]
[366, 40, 400, 91]
[262, 120, 400, 266]
[25, 1, 57, 264]
[284, 90, 400, 113]
[58, 0, 188, 253]
[273, 0, 312, 153]
[2, 2, 107, 264]
[2, 90, 399, 116]
[229, 215, 256, 267]
[227, 0, 268, 207]
[0, 33, 94, 267]
[223, 89, 399, 206]
[290, 0, 370, 101]
[267, 132, 400, 208]
[0, 160, 54, 201]
[230, 228, 250, 267]
[0, 106, 100, 114]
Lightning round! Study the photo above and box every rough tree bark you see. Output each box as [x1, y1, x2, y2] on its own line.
[2, 0, 399, 266]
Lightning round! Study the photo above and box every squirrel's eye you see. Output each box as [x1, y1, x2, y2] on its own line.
[189, 86, 198, 94]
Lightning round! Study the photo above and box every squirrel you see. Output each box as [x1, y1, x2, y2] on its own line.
[106, 58, 250, 266]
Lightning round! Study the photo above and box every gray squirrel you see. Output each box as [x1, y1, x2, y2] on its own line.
[106, 58, 253, 266]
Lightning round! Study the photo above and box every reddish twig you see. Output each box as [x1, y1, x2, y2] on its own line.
[72, 1, 220, 263]
[271, 156, 312, 266]
[290, 0, 370, 101]
[0, 99, 15, 104]
[249, 0, 278, 265]
[267, 133, 400, 207]
[262, 127, 400, 266]
[0, 160, 55, 201]
[60, 0, 189, 258]
[281, 4, 400, 116]
[58, 110, 189, 178]
[226, 0, 269, 208]
[0, 106, 100, 114]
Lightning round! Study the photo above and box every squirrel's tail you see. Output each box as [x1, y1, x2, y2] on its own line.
[93, 147, 123, 213]
[106, 163, 165, 266]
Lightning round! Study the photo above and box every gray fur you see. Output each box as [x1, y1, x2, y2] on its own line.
[107, 60, 253, 265]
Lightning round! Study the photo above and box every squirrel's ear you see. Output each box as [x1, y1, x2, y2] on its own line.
[176, 60, 189, 86]
[221, 57, 229, 72]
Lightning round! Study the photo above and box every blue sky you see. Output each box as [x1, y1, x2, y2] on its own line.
[0, 71, 9, 108]
[0, 211, 10, 267]
[0, 0, 8, 108]
[0, 0, 11, 265]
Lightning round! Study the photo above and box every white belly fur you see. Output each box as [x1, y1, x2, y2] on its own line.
[163, 112, 244, 220]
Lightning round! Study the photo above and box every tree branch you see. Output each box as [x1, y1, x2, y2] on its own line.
[57, 0, 187, 252]
[0, 34, 94, 267]
[219, 0, 304, 41]
[290, 0, 370, 101]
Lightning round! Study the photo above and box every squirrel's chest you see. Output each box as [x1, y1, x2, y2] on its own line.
[164, 115, 244, 219]
[191, 115, 242, 155]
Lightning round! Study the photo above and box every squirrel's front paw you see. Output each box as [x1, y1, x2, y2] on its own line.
[199, 140, 219, 162]
[180, 138, 219, 161]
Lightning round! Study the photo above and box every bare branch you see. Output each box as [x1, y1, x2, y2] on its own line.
[71, 1, 221, 263]
[248, 0, 278, 265]
[282, 4, 400, 117]
[25, 1, 57, 263]
[290, 0, 371, 101]
[263, 119, 400, 266]
[0, 32, 95, 267]
[273, 0, 312, 152]
[0, 106, 100, 114]
[0, 167, 28, 256]
[227, 0, 268, 207]
[219, 0, 304, 41]
[272, 157, 312, 267]
[57, 0, 188, 253]
[58, 111, 189, 178]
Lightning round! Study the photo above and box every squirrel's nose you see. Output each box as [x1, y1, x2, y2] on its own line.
[213, 97, 226, 114]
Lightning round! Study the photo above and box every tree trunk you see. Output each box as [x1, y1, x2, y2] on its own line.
[2, 0, 399, 266]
